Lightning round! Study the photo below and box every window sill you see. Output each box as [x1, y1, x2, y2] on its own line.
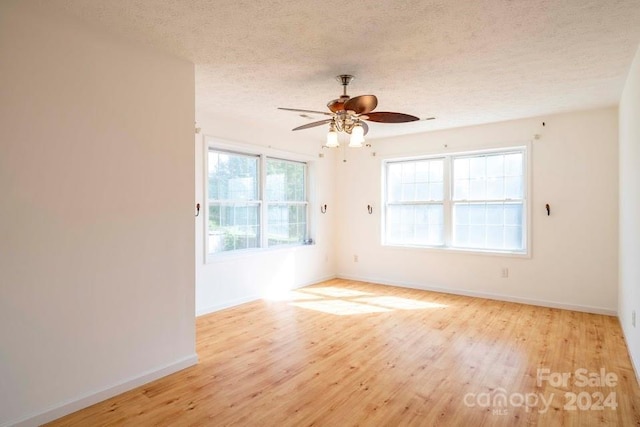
[205, 242, 316, 264]
[382, 243, 530, 259]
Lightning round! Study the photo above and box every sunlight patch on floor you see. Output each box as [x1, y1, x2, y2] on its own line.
[287, 286, 449, 315]
[290, 299, 391, 315]
[354, 296, 448, 310]
[301, 287, 374, 298]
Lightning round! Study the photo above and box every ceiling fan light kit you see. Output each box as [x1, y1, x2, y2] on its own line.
[279, 74, 421, 148]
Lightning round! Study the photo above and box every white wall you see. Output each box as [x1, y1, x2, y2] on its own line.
[194, 115, 337, 315]
[0, 2, 196, 425]
[619, 45, 640, 376]
[336, 108, 619, 314]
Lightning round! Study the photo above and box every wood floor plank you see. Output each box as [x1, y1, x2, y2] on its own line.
[46, 279, 640, 426]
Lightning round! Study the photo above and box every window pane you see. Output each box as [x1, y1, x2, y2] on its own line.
[266, 159, 307, 247]
[429, 160, 444, 182]
[505, 153, 523, 176]
[468, 225, 484, 247]
[469, 178, 486, 200]
[208, 203, 260, 253]
[486, 204, 504, 225]
[415, 183, 428, 200]
[486, 225, 504, 248]
[469, 156, 486, 178]
[267, 204, 307, 246]
[455, 204, 469, 225]
[455, 225, 469, 246]
[402, 183, 416, 200]
[454, 179, 469, 200]
[386, 204, 444, 246]
[387, 158, 444, 202]
[505, 176, 523, 199]
[486, 155, 504, 178]
[505, 226, 523, 250]
[208, 151, 258, 201]
[415, 161, 428, 181]
[486, 177, 504, 199]
[504, 204, 522, 225]
[453, 202, 524, 251]
[453, 151, 523, 201]
[454, 158, 469, 180]
[266, 159, 306, 201]
[207, 150, 260, 254]
[469, 204, 485, 225]
[428, 183, 441, 200]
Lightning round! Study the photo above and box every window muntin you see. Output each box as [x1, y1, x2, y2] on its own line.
[383, 148, 527, 254]
[207, 149, 309, 255]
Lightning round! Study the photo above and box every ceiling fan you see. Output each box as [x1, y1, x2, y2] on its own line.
[278, 75, 432, 147]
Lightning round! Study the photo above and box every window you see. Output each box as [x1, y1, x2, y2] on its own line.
[207, 148, 309, 255]
[383, 147, 527, 254]
[208, 151, 260, 253]
[452, 152, 524, 251]
[266, 158, 307, 247]
[386, 158, 445, 246]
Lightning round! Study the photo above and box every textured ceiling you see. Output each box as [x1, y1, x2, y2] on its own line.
[46, 0, 640, 141]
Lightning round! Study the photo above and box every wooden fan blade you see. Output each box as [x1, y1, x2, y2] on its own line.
[364, 111, 420, 123]
[327, 99, 346, 113]
[344, 95, 378, 115]
[278, 107, 332, 116]
[292, 119, 333, 131]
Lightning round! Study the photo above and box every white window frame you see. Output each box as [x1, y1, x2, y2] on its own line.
[382, 143, 531, 257]
[204, 137, 315, 262]
[265, 157, 309, 247]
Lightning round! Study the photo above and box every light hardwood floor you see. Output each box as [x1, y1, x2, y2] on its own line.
[47, 279, 640, 426]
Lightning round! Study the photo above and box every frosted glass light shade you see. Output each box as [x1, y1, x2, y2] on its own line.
[326, 129, 339, 147]
[348, 124, 365, 147]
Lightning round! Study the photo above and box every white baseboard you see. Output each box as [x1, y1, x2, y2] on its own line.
[196, 294, 262, 316]
[337, 273, 617, 316]
[9, 354, 198, 427]
[295, 274, 337, 289]
[196, 274, 337, 317]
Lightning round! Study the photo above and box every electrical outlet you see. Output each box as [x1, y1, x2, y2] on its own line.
[633, 310, 636, 328]
[501, 268, 509, 278]
[353, 255, 359, 262]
